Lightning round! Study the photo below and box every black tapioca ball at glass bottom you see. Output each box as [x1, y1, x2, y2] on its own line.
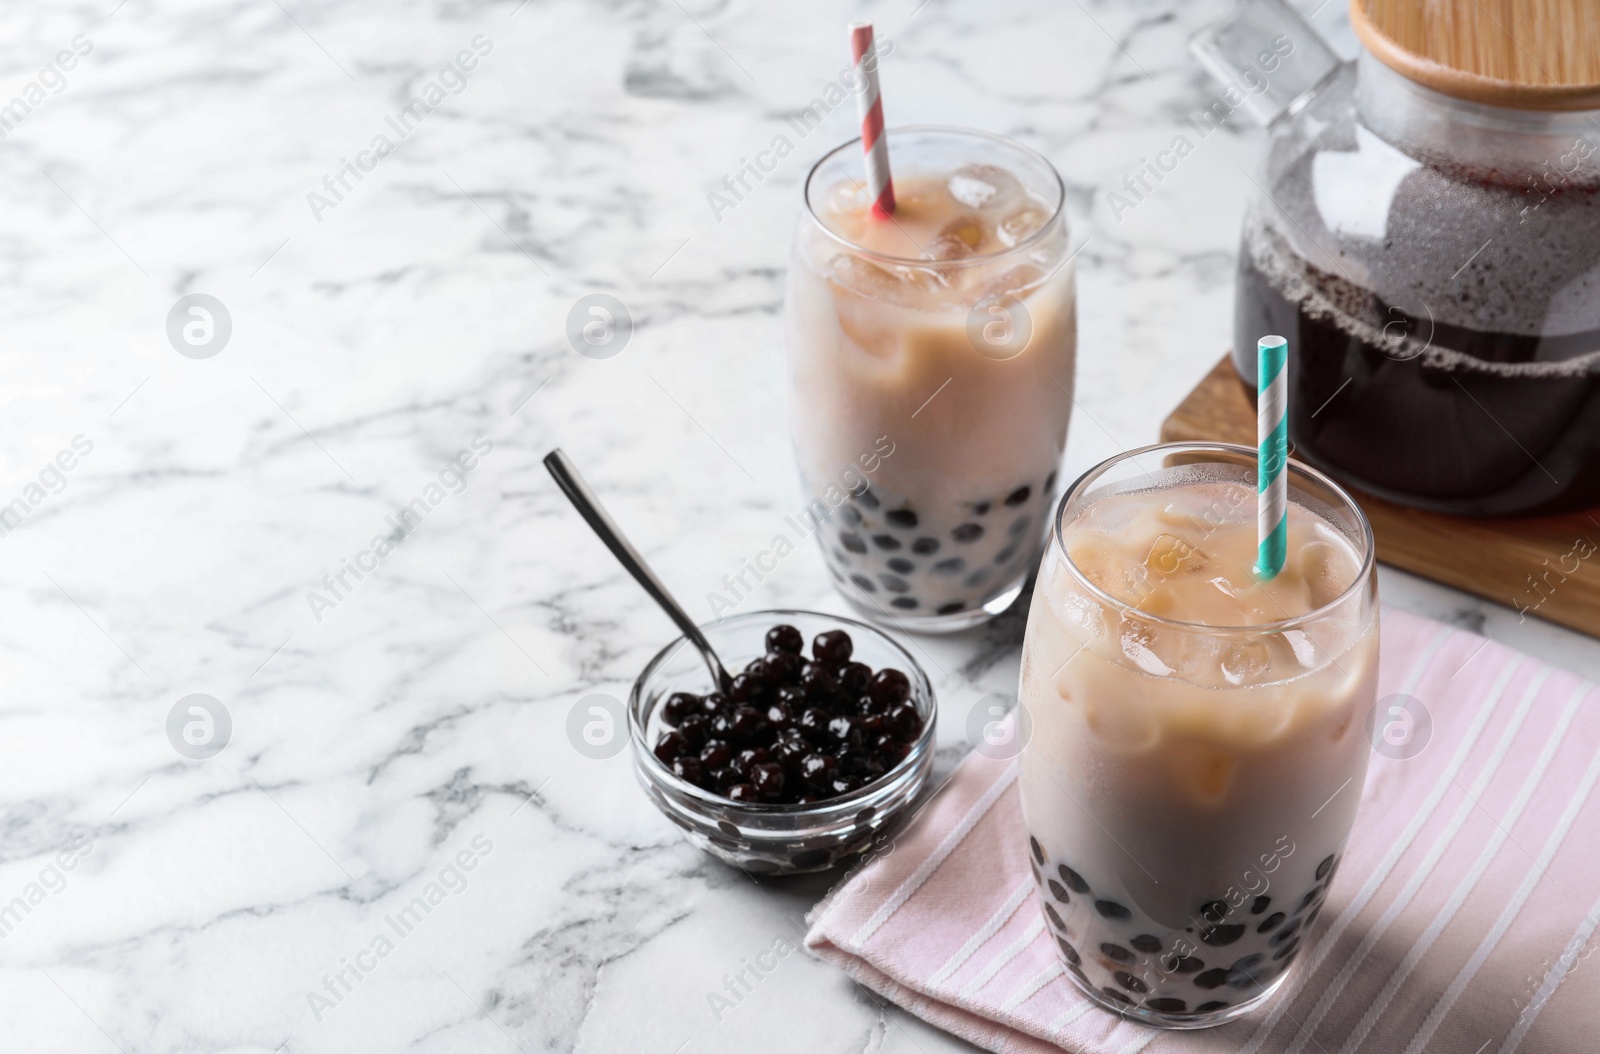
[839, 504, 863, 527]
[965, 567, 993, 588]
[1029, 836, 1045, 865]
[936, 601, 965, 615]
[1251, 895, 1272, 915]
[1095, 899, 1132, 921]
[1273, 937, 1300, 961]
[1130, 934, 1163, 953]
[1306, 903, 1323, 927]
[1009, 516, 1031, 537]
[879, 573, 910, 593]
[1271, 919, 1301, 946]
[911, 536, 940, 555]
[1005, 485, 1032, 506]
[1229, 953, 1264, 973]
[1195, 1000, 1230, 1013]
[1145, 997, 1187, 1013]
[932, 557, 965, 575]
[1193, 968, 1229, 990]
[1057, 865, 1090, 894]
[849, 573, 877, 593]
[887, 557, 915, 574]
[1101, 987, 1132, 1005]
[1057, 937, 1082, 966]
[1200, 924, 1245, 947]
[1295, 886, 1322, 914]
[839, 532, 868, 554]
[872, 533, 902, 551]
[1100, 943, 1133, 963]
[1257, 912, 1285, 934]
[1113, 971, 1149, 993]
[1163, 955, 1204, 974]
[887, 508, 918, 528]
[951, 523, 984, 543]
[854, 486, 880, 509]
[1047, 879, 1070, 903]
[1198, 900, 1229, 924]
[1317, 854, 1335, 880]
[1044, 903, 1065, 930]
[973, 500, 992, 516]
[890, 597, 919, 610]
[994, 544, 1018, 565]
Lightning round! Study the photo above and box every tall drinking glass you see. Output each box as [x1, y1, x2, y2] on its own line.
[1018, 442, 1379, 1027]
[784, 127, 1076, 632]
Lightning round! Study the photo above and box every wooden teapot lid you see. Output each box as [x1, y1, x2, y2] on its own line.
[1351, 0, 1600, 111]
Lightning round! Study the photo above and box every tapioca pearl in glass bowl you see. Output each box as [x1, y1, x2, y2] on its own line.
[629, 609, 936, 875]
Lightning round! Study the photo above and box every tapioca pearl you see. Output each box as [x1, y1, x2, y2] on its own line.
[1193, 969, 1228, 990]
[1200, 924, 1245, 947]
[1195, 1000, 1230, 1013]
[872, 533, 901, 551]
[887, 509, 918, 528]
[1229, 953, 1263, 972]
[951, 523, 984, 543]
[1305, 904, 1322, 927]
[879, 573, 910, 593]
[1101, 987, 1132, 1004]
[840, 505, 863, 527]
[1009, 516, 1031, 537]
[831, 548, 850, 565]
[849, 573, 877, 593]
[965, 568, 992, 588]
[973, 500, 991, 516]
[994, 543, 1018, 565]
[1163, 955, 1204, 974]
[890, 597, 919, 610]
[1272, 937, 1300, 961]
[1316, 854, 1334, 880]
[932, 557, 965, 575]
[1029, 836, 1045, 865]
[1146, 997, 1187, 1013]
[1005, 485, 1032, 506]
[887, 557, 914, 574]
[1113, 971, 1149, 993]
[1047, 879, 1070, 903]
[1198, 900, 1229, 924]
[911, 537, 940, 555]
[936, 601, 966, 615]
[855, 487, 880, 509]
[1045, 470, 1057, 492]
[1250, 895, 1271, 915]
[841, 532, 868, 554]
[1058, 865, 1091, 894]
[1271, 919, 1301, 946]
[1295, 886, 1322, 914]
[1100, 943, 1133, 963]
[1057, 937, 1082, 966]
[1045, 903, 1065, 930]
[1227, 967, 1269, 991]
[1256, 912, 1285, 934]
[1130, 934, 1162, 953]
[1095, 899, 1132, 921]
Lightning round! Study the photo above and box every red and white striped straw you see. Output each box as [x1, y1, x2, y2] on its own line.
[848, 22, 895, 218]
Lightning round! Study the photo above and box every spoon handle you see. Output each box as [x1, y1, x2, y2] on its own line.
[543, 449, 733, 692]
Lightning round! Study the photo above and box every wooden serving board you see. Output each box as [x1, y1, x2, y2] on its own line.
[1161, 355, 1600, 638]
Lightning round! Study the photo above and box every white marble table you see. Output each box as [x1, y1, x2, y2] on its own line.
[3, 0, 1597, 1051]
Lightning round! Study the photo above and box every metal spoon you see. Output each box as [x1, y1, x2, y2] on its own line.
[543, 448, 734, 694]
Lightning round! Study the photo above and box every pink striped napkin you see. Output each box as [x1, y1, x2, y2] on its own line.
[806, 608, 1600, 1054]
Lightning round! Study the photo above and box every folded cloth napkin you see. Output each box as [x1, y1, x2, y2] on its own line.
[806, 608, 1600, 1054]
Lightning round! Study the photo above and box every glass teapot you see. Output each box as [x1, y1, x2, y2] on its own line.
[1194, 0, 1600, 517]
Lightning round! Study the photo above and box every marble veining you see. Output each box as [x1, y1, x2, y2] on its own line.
[1, 0, 1596, 1051]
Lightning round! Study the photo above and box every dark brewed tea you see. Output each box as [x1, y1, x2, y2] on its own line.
[1233, 158, 1600, 517]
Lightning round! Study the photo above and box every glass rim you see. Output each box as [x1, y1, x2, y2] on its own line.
[1051, 441, 1378, 634]
[801, 124, 1068, 268]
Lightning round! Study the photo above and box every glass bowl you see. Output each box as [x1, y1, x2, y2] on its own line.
[628, 609, 937, 875]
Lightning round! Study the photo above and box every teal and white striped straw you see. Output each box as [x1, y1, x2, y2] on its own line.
[1254, 335, 1289, 580]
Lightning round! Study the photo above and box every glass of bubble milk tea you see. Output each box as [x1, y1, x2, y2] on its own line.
[785, 127, 1077, 632]
[1018, 442, 1378, 1028]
